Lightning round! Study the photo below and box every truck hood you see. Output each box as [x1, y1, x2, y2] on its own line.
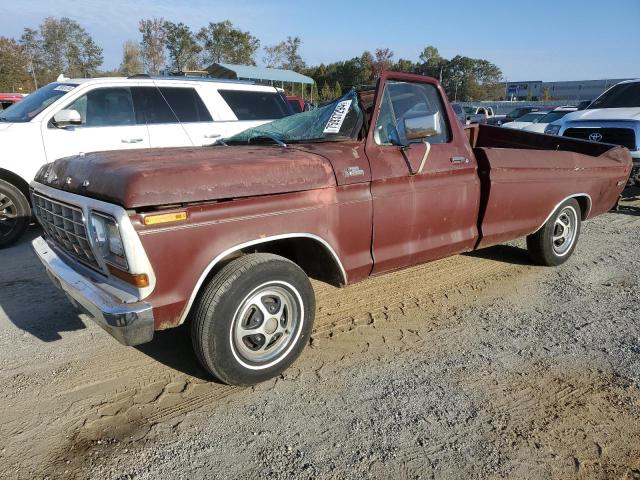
[34, 146, 337, 209]
[563, 108, 640, 122]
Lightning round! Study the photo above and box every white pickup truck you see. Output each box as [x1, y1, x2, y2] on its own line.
[0, 76, 292, 247]
[545, 79, 640, 186]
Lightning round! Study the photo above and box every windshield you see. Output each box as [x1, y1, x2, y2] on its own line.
[538, 110, 573, 123]
[226, 89, 362, 144]
[0, 82, 77, 122]
[517, 112, 546, 123]
[589, 82, 640, 109]
[507, 108, 530, 119]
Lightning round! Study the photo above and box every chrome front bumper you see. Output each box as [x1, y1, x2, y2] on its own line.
[32, 236, 155, 346]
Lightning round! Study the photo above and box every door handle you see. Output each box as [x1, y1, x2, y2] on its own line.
[121, 138, 143, 144]
[450, 156, 469, 164]
[203, 133, 221, 139]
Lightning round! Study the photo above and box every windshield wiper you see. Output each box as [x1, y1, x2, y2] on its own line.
[248, 135, 288, 148]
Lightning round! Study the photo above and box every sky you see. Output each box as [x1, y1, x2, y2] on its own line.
[1, 0, 639, 82]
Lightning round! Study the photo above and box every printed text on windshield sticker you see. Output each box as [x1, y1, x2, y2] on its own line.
[323, 100, 352, 134]
[54, 85, 74, 92]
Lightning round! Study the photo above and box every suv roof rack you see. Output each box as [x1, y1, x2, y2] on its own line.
[127, 74, 255, 85]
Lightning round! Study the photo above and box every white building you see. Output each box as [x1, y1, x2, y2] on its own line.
[504, 78, 634, 101]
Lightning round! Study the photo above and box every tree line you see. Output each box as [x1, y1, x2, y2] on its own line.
[0, 16, 504, 103]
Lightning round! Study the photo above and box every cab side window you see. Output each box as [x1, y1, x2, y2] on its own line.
[374, 81, 451, 146]
[67, 88, 135, 127]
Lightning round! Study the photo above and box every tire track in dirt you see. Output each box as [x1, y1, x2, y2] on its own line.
[4, 247, 536, 478]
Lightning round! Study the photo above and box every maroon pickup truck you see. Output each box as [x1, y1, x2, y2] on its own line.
[30, 72, 632, 385]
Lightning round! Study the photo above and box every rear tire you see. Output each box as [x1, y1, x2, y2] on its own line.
[0, 179, 30, 249]
[527, 198, 581, 266]
[191, 253, 315, 386]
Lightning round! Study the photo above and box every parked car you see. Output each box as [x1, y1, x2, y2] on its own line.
[488, 106, 544, 126]
[451, 103, 468, 124]
[576, 100, 592, 110]
[502, 110, 552, 130]
[0, 93, 26, 111]
[464, 105, 498, 124]
[30, 71, 631, 385]
[521, 106, 578, 133]
[544, 78, 640, 186]
[286, 95, 305, 113]
[0, 76, 293, 247]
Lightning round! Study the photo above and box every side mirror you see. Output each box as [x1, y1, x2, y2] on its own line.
[53, 109, 82, 128]
[404, 112, 441, 142]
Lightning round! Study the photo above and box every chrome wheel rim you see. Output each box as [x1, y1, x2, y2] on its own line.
[0, 192, 18, 238]
[552, 206, 578, 256]
[231, 282, 302, 366]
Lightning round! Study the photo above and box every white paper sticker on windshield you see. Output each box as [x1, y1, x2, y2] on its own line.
[323, 99, 352, 133]
[53, 85, 74, 92]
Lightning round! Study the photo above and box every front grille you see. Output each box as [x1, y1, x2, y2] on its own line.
[32, 192, 100, 270]
[563, 127, 637, 150]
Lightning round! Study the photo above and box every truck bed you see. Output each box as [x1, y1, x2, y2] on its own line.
[467, 124, 631, 248]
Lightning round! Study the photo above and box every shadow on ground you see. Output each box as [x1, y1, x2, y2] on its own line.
[0, 225, 87, 341]
[613, 186, 640, 216]
[134, 323, 216, 382]
[464, 244, 533, 266]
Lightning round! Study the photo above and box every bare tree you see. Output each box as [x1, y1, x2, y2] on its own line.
[138, 18, 166, 74]
[263, 36, 305, 71]
[372, 48, 393, 79]
[119, 40, 143, 76]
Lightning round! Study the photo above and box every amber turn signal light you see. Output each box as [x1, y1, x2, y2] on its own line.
[143, 211, 188, 226]
[107, 264, 150, 288]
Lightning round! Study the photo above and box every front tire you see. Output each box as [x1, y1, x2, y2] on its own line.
[527, 198, 581, 266]
[191, 253, 315, 385]
[0, 179, 31, 249]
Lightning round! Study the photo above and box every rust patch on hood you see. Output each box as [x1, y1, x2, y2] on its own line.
[35, 146, 337, 209]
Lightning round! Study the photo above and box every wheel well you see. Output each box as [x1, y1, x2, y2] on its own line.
[214, 237, 345, 289]
[573, 195, 591, 220]
[0, 168, 31, 205]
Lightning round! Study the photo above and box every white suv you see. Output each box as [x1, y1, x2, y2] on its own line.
[544, 79, 640, 186]
[0, 76, 292, 247]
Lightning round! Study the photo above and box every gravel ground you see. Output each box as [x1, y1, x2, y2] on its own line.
[0, 187, 639, 480]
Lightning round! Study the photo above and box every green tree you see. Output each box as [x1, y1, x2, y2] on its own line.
[163, 21, 200, 72]
[197, 20, 259, 66]
[119, 40, 143, 76]
[359, 51, 374, 83]
[138, 18, 166, 74]
[0, 37, 30, 91]
[394, 58, 415, 73]
[320, 81, 333, 102]
[19, 17, 103, 83]
[310, 81, 319, 102]
[334, 80, 342, 97]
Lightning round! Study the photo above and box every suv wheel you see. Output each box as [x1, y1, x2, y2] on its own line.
[191, 253, 315, 385]
[0, 179, 31, 248]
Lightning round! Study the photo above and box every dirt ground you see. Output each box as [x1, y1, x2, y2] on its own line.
[1, 188, 639, 480]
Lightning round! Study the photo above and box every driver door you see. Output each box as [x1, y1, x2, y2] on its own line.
[365, 74, 481, 274]
[43, 86, 150, 162]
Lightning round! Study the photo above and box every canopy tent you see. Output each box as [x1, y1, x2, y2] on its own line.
[205, 63, 314, 100]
